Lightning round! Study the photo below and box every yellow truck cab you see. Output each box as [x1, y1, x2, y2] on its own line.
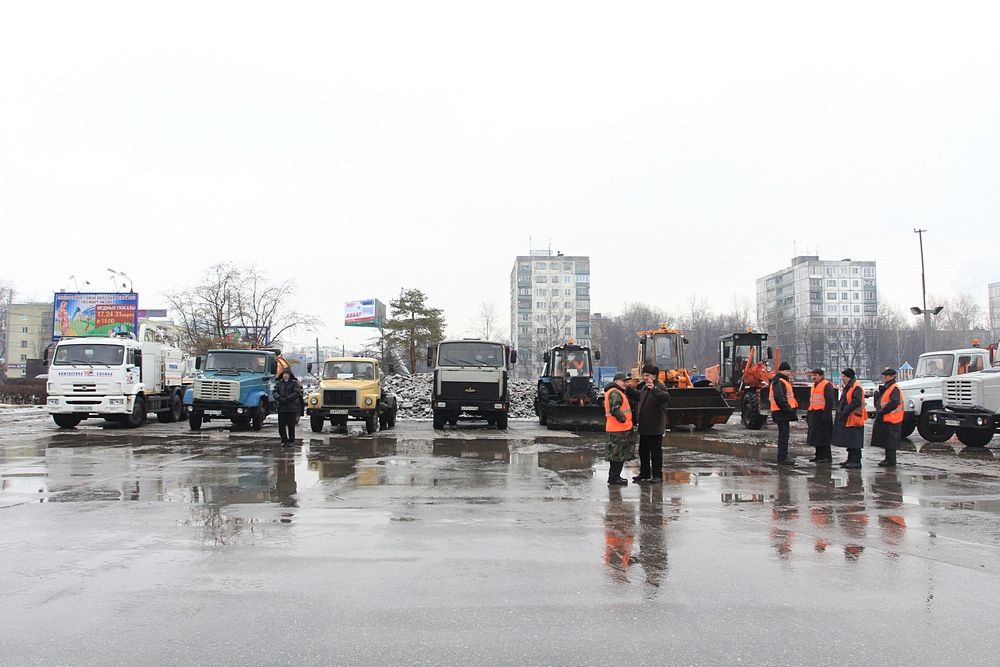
[306, 357, 398, 434]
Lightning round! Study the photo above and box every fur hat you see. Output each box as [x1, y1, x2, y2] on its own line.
[641, 364, 659, 376]
[777, 361, 791, 371]
[841, 368, 856, 380]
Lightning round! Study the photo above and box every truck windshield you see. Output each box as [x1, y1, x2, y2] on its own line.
[916, 354, 953, 378]
[650, 334, 678, 370]
[438, 342, 504, 367]
[53, 344, 124, 366]
[324, 361, 375, 380]
[206, 352, 267, 372]
[554, 349, 590, 376]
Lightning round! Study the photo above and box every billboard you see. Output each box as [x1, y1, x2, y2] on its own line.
[53, 292, 139, 339]
[345, 299, 386, 327]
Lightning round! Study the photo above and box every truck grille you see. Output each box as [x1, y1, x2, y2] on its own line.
[324, 389, 356, 407]
[944, 378, 979, 408]
[439, 381, 500, 401]
[194, 379, 239, 401]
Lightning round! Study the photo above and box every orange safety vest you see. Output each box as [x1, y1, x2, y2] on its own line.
[769, 377, 799, 412]
[604, 387, 633, 432]
[844, 382, 867, 427]
[880, 384, 904, 424]
[809, 379, 832, 411]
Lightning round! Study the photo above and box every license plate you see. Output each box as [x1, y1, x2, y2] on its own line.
[945, 419, 960, 426]
[462, 406, 478, 411]
[331, 409, 349, 415]
[73, 405, 92, 412]
[204, 410, 223, 416]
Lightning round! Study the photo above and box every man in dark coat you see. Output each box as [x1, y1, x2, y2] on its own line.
[871, 367, 904, 467]
[632, 364, 671, 483]
[272, 369, 303, 447]
[806, 368, 836, 463]
[770, 361, 799, 465]
[833, 368, 866, 469]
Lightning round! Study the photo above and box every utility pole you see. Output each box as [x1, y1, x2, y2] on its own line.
[911, 228, 943, 354]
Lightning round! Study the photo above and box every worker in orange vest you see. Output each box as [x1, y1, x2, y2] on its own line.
[604, 372, 636, 485]
[871, 367, 905, 467]
[834, 368, 867, 469]
[806, 368, 837, 463]
[769, 361, 799, 465]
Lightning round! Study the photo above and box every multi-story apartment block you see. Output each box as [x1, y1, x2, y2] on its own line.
[989, 281, 1000, 339]
[3, 302, 55, 379]
[757, 256, 878, 378]
[510, 251, 591, 377]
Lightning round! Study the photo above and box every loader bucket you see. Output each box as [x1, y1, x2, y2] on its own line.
[663, 387, 734, 430]
[544, 404, 606, 431]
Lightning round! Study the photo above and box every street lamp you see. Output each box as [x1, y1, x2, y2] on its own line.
[107, 268, 133, 292]
[912, 229, 944, 352]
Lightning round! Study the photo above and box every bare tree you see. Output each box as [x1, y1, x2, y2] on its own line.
[473, 301, 506, 342]
[233, 266, 321, 348]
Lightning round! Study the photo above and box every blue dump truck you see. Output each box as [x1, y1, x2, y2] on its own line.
[183, 348, 284, 431]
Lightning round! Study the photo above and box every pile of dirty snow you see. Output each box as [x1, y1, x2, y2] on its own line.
[383, 373, 537, 419]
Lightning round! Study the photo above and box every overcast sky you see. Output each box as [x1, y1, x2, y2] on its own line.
[2, 1, 998, 349]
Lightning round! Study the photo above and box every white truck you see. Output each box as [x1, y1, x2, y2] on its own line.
[896, 347, 993, 442]
[928, 345, 1000, 447]
[46, 324, 188, 429]
[427, 339, 517, 430]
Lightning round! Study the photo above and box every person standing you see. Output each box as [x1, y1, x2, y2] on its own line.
[604, 372, 636, 486]
[833, 368, 867, 469]
[770, 361, 799, 465]
[633, 364, 670, 483]
[871, 368, 905, 467]
[272, 369, 303, 447]
[806, 368, 836, 463]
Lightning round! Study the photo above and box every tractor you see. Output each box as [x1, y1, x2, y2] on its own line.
[535, 342, 605, 430]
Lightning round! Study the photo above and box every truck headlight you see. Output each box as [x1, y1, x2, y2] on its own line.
[907, 400, 914, 409]
[109, 398, 124, 406]
[365, 397, 374, 406]
[437, 402, 446, 408]
[494, 403, 504, 410]
[310, 396, 318, 406]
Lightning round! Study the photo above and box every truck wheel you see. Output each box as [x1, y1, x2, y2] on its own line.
[538, 403, 548, 426]
[901, 414, 916, 439]
[379, 414, 389, 430]
[188, 412, 203, 431]
[917, 408, 953, 442]
[157, 392, 183, 423]
[388, 409, 396, 428]
[52, 414, 82, 429]
[741, 393, 765, 430]
[251, 402, 265, 431]
[432, 410, 446, 430]
[365, 411, 378, 434]
[956, 428, 994, 448]
[310, 414, 325, 433]
[448, 416, 458, 426]
[495, 413, 508, 430]
[124, 396, 146, 429]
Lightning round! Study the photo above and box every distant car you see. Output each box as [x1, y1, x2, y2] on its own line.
[858, 379, 877, 413]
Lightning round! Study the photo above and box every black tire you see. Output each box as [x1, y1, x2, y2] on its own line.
[365, 411, 378, 434]
[53, 414, 82, 429]
[251, 402, 265, 431]
[741, 392, 766, 430]
[901, 414, 916, 439]
[310, 414, 325, 433]
[157, 392, 184, 423]
[495, 413, 509, 430]
[956, 428, 994, 448]
[538, 402, 548, 426]
[124, 396, 146, 429]
[917, 407, 953, 442]
[388, 409, 396, 428]
[432, 410, 446, 430]
[188, 412, 202, 431]
[448, 417, 458, 426]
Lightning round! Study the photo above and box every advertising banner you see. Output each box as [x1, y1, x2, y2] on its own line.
[345, 299, 386, 327]
[53, 292, 139, 339]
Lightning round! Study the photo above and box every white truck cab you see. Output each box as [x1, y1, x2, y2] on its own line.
[897, 347, 992, 442]
[46, 325, 188, 429]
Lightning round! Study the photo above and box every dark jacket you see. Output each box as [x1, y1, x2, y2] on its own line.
[833, 379, 865, 449]
[272, 376, 303, 414]
[806, 379, 837, 448]
[769, 372, 798, 423]
[871, 379, 903, 450]
[635, 380, 671, 435]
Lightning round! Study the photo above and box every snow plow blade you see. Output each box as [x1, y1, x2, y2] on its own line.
[545, 404, 606, 431]
[664, 387, 734, 429]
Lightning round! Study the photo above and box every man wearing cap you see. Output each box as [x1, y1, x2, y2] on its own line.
[806, 368, 837, 463]
[770, 361, 799, 465]
[604, 372, 636, 486]
[871, 367, 905, 467]
[833, 368, 867, 469]
[633, 364, 671, 483]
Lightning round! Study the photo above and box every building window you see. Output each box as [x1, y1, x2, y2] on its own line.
[518, 326, 530, 334]
[826, 280, 836, 287]
[564, 328, 572, 336]
[576, 274, 590, 283]
[20, 340, 28, 348]
[564, 276, 572, 284]
[827, 305, 836, 313]
[535, 262, 547, 270]
[518, 288, 530, 296]
[21, 326, 29, 333]
[842, 317, 849, 325]
[536, 302, 546, 310]
[827, 292, 837, 300]
[535, 276, 546, 283]
[810, 279, 822, 288]
[853, 305, 860, 313]
[20, 354, 27, 361]
[564, 289, 572, 296]
[519, 313, 530, 321]
[536, 315, 546, 323]
[563, 262, 573, 271]
[841, 292, 848, 300]
[564, 301, 573, 309]
[852, 268, 860, 275]
[536, 327, 546, 334]
[853, 293, 859, 300]
[842, 305, 849, 312]
[827, 317, 837, 325]
[840, 280, 847, 287]
[864, 291, 876, 300]
[852, 280, 859, 288]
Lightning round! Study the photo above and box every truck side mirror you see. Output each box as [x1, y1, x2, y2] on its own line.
[307, 363, 313, 374]
[269, 359, 278, 375]
[723, 348, 731, 359]
[594, 350, 601, 361]
[426, 346, 434, 364]
[195, 356, 202, 370]
[543, 352, 550, 363]
[767, 347, 774, 360]
[510, 350, 518, 364]
[683, 337, 689, 344]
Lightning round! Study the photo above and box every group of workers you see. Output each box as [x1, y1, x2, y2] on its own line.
[603, 361, 906, 484]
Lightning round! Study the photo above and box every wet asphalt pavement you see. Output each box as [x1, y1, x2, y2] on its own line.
[2, 408, 1000, 666]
